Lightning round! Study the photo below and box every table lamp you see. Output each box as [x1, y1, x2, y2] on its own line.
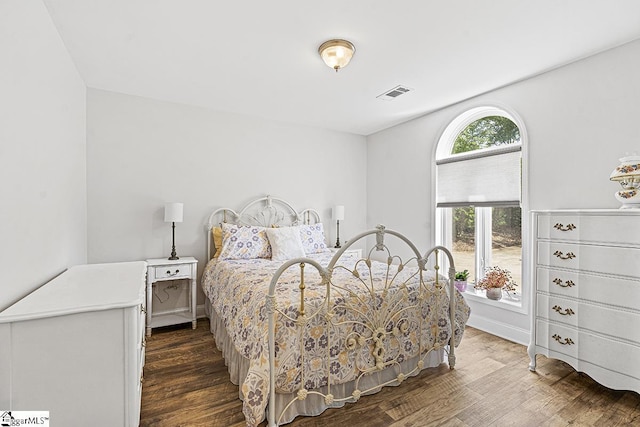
[333, 205, 345, 248]
[164, 202, 183, 260]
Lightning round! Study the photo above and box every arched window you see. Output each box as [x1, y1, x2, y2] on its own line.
[436, 107, 523, 303]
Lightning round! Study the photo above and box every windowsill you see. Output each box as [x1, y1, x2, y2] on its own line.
[461, 288, 526, 314]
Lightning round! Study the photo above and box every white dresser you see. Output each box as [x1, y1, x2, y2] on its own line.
[528, 210, 640, 394]
[0, 261, 147, 427]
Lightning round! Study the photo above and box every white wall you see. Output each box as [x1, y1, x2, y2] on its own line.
[86, 89, 367, 305]
[0, 0, 87, 311]
[367, 39, 640, 343]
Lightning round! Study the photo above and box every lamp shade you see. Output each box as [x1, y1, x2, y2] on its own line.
[332, 205, 345, 221]
[164, 202, 183, 223]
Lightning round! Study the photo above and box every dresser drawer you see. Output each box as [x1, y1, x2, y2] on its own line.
[535, 319, 579, 359]
[536, 267, 640, 310]
[537, 294, 640, 343]
[150, 264, 192, 280]
[536, 320, 640, 380]
[537, 214, 640, 246]
[537, 242, 640, 278]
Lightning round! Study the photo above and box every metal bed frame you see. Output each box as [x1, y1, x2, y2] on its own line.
[205, 196, 458, 427]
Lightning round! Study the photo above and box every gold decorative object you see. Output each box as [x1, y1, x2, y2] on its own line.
[553, 250, 576, 260]
[552, 334, 575, 345]
[552, 278, 576, 288]
[552, 305, 575, 316]
[610, 154, 640, 209]
[298, 262, 306, 316]
[554, 223, 577, 231]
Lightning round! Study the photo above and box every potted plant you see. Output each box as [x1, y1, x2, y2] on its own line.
[474, 266, 516, 300]
[454, 269, 470, 292]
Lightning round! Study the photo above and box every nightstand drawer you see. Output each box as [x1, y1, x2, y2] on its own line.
[329, 248, 362, 259]
[151, 265, 191, 280]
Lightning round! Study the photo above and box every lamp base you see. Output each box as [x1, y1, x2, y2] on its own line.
[168, 221, 180, 260]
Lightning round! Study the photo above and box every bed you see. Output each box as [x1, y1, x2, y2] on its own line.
[202, 196, 470, 426]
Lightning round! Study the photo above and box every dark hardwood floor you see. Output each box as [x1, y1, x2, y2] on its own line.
[140, 319, 640, 426]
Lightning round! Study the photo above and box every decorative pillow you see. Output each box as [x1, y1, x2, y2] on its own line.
[212, 226, 223, 258]
[219, 223, 271, 260]
[299, 223, 330, 254]
[265, 226, 306, 261]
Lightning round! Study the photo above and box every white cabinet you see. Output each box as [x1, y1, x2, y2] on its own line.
[528, 210, 640, 393]
[0, 261, 147, 427]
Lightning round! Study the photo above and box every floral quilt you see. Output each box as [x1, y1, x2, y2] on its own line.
[202, 251, 470, 426]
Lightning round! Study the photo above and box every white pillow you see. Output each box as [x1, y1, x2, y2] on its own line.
[265, 226, 306, 261]
[219, 223, 272, 260]
[299, 223, 330, 254]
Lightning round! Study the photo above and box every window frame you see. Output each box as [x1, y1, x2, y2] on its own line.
[433, 105, 529, 314]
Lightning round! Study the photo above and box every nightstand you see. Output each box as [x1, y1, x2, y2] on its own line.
[145, 257, 198, 336]
[329, 247, 363, 259]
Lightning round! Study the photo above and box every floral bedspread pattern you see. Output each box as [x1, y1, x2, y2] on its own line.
[202, 252, 470, 427]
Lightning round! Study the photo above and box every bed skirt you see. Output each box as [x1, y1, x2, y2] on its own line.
[205, 299, 446, 425]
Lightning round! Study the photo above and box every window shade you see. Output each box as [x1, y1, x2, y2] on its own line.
[436, 144, 521, 207]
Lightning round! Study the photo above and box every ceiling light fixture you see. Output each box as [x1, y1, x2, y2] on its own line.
[318, 39, 355, 72]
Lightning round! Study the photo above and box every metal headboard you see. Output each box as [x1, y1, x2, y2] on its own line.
[206, 195, 321, 260]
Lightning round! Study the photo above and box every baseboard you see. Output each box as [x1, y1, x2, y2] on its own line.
[466, 313, 530, 346]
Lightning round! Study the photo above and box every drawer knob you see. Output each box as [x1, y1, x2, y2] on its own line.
[552, 334, 575, 345]
[552, 305, 575, 316]
[553, 223, 576, 232]
[552, 278, 575, 288]
[166, 269, 180, 276]
[553, 250, 576, 260]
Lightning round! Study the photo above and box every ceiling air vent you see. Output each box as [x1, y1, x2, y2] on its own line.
[376, 85, 413, 101]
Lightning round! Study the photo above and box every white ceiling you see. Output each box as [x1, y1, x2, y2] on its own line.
[43, 0, 640, 136]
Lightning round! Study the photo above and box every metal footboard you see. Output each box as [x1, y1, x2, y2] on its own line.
[266, 225, 457, 427]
